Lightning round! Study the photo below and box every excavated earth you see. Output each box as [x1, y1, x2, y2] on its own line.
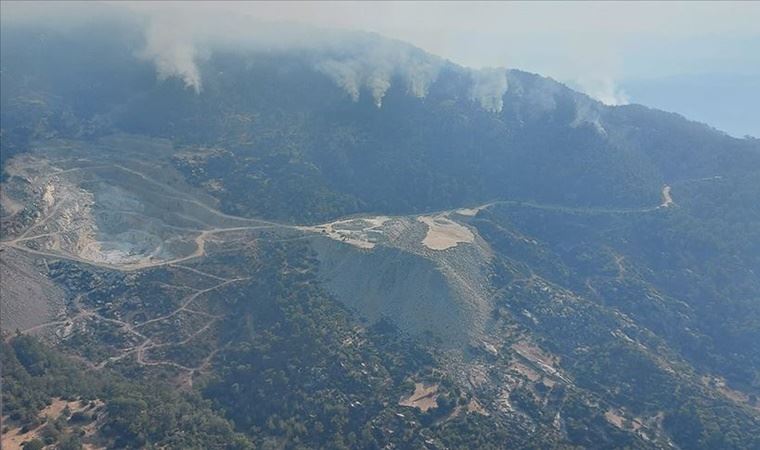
[1, 135, 499, 352]
[6, 134, 726, 442]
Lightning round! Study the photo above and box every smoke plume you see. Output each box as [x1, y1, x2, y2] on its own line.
[3, 3, 509, 111]
[138, 18, 203, 93]
[575, 76, 629, 106]
[469, 68, 509, 112]
[316, 41, 444, 107]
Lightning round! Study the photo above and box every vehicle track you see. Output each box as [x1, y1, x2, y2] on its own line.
[0, 161, 683, 384]
[1, 160, 677, 272]
[21, 277, 251, 376]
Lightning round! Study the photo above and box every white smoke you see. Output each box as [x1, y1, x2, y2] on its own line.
[469, 67, 509, 113]
[368, 70, 393, 107]
[575, 76, 629, 106]
[316, 41, 444, 107]
[404, 57, 441, 98]
[137, 16, 202, 93]
[316, 59, 362, 101]
[317, 47, 510, 112]
[133, 8, 448, 105]
[115, 6, 508, 111]
[572, 97, 607, 135]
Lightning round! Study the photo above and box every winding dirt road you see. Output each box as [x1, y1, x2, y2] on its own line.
[0, 159, 685, 388]
[1, 175, 676, 272]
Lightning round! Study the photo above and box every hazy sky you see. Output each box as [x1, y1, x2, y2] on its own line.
[4, 1, 759, 135]
[118, 1, 760, 104]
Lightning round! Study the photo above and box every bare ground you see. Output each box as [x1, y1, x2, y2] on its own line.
[399, 382, 439, 411]
[417, 215, 474, 251]
[0, 248, 66, 335]
[1, 398, 106, 450]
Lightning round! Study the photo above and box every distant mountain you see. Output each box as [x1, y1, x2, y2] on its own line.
[623, 73, 760, 138]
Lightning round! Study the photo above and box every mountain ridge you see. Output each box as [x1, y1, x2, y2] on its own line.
[2, 19, 760, 450]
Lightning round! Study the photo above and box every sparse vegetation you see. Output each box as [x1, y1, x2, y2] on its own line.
[2, 17, 760, 450]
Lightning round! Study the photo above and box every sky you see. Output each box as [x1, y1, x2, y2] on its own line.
[3, 1, 759, 136]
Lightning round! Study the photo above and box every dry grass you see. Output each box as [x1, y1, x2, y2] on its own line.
[399, 382, 439, 411]
[604, 409, 643, 431]
[466, 398, 489, 416]
[1, 398, 105, 450]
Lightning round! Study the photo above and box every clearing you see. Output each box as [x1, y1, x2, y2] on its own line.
[417, 215, 474, 251]
[1, 397, 105, 450]
[399, 382, 440, 411]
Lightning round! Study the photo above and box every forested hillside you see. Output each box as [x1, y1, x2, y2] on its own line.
[2, 18, 759, 450]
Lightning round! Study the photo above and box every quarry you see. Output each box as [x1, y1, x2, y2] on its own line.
[1, 135, 498, 350]
[1, 134, 677, 352]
